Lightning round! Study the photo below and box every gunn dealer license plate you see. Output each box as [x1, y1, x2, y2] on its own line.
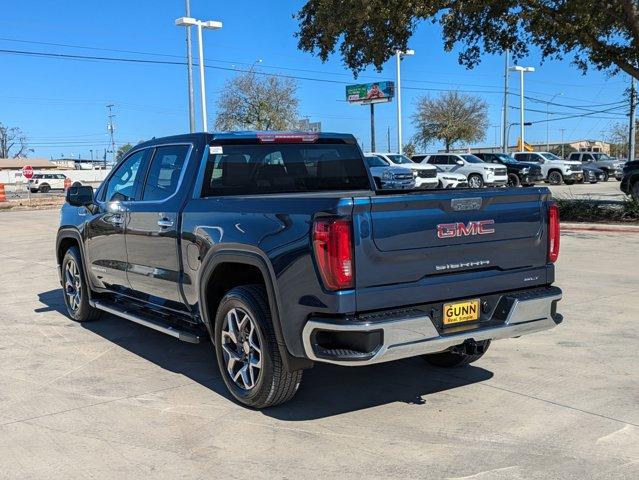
[443, 299, 480, 326]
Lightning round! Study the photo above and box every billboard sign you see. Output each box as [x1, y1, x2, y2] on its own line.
[346, 81, 395, 105]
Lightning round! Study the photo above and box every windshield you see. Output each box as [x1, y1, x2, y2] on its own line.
[461, 154, 484, 164]
[592, 153, 611, 160]
[385, 154, 414, 165]
[541, 152, 562, 161]
[366, 156, 388, 168]
[493, 153, 518, 164]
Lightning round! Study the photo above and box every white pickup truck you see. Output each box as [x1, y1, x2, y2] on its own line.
[513, 152, 583, 185]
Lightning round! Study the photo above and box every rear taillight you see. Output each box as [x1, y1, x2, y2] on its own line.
[312, 217, 354, 290]
[548, 204, 560, 263]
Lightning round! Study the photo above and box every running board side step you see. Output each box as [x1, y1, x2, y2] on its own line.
[90, 300, 203, 344]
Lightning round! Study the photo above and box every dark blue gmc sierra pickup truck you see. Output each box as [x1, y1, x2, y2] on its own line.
[56, 132, 563, 408]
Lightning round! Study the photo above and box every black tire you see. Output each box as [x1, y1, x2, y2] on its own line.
[564, 180, 575, 185]
[29, 189, 38, 193]
[468, 174, 484, 188]
[422, 340, 491, 367]
[214, 285, 303, 409]
[601, 170, 610, 182]
[39, 184, 51, 193]
[589, 181, 598, 184]
[506, 173, 520, 188]
[61, 246, 101, 322]
[548, 171, 563, 185]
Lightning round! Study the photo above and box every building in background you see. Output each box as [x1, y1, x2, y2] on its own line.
[448, 139, 612, 156]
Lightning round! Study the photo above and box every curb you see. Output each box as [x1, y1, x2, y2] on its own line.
[561, 222, 639, 233]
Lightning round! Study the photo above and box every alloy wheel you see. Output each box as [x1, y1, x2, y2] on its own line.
[64, 259, 82, 312]
[221, 307, 262, 390]
[468, 175, 483, 188]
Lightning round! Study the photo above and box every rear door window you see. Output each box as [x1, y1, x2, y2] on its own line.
[201, 143, 370, 196]
[141, 145, 190, 202]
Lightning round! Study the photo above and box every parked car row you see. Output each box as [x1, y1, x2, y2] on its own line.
[364, 149, 627, 191]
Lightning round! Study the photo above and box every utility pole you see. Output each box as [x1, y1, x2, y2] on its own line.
[106, 104, 116, 165]
[560, 128, 566, 158]
[502, 50, 509, 153]
[185, 0, 196, 133]
[395, 49, 415, 154]
[629, 76, 636, 162]
[370, 104, 376, 152]
[387, 126, 391, 152]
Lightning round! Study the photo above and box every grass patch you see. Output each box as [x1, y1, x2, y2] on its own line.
[556, 197, 639, 224]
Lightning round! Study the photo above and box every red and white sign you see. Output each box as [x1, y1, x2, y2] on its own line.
[22, 165, 34, 180]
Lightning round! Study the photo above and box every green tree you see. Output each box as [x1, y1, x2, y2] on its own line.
[215, 71, 300, 131]
[296, 0, 639, 80]
[116, 143, 133, 162]
[402, 141, 417, 158]
[412, 91, 488, 152]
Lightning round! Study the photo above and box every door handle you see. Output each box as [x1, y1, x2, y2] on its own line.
[157, 219, 174, 228]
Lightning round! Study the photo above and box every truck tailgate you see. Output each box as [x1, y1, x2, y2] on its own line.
[353, 188, 553, 311]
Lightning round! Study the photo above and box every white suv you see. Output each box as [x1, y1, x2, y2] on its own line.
[513, 152, 583, 185]
[28, 173, 68, 193]
[422, 153, 508, 188]
[371, 152, 438, 189]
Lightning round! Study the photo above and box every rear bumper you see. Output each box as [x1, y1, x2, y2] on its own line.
[302, 286, 562, 366]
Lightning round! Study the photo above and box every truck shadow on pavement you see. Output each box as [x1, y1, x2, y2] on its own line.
[37, 288, 494, 421]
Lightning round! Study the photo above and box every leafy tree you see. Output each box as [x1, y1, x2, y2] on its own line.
[296, 0, 639, 80]
[116, 143, 133, 162]
[402, 141, 417, 158]
[412, 91, 488, 152]
[607, 120, 638, 158]
[549, 144, 577, 158]
[215, 71, 299, 131]
[0, 123, 28, 158]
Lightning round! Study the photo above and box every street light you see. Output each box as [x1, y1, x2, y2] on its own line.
[395, 48, 414, 154]
[175, 16, 223, 132]
[508, 65, 535, 150]
[546, 93, 563, 151]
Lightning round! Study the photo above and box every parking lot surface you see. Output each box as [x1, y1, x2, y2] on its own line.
[0, 209, 637, 479]
[548, 180, 626, 203]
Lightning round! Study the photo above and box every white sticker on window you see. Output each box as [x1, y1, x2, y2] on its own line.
[210, 146, 223, 155]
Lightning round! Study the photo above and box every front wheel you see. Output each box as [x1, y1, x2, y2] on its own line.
[601, 170, 610, 182]
[214, 285, 303, 409]
[506, 173, 520, 188]
[61, 246, 101, 322]
[422, 340, 491, 367]
[467, 174, 484, 188]
[548, 171, 563, 185]
[39, 184, 51, 193]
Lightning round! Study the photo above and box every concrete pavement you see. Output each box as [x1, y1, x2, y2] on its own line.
[0, 209, 637, 479]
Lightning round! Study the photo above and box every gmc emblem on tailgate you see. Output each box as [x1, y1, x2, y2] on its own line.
[437, 220, 495, 239]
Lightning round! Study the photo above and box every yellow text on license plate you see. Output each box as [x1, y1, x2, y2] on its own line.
[443, 299, 480, 325]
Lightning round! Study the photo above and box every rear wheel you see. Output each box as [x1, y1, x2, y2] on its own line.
[468, 174, 484, 188]
[61, 246, 101, 322]
[214, 285, 303, 408]
[601, 170, 610, 182]
[422, 340, 491, 367]
[506, 173, 520, 188]
[548, 171, 563, 185]
[39, 184, 51, 193]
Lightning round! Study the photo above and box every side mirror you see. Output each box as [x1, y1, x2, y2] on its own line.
[66, 185, 94, 207]
[456, 160, 464, 166]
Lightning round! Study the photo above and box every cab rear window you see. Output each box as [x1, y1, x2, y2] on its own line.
[201, 144, 370, 196]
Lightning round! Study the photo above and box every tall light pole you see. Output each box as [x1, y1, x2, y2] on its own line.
[502, 50, 509, 153]
[546, 93, 563, 151]
[508, 65, 535, 150]
[395, 48, 414, 154]
[175, 17, 223, 133]
[560, 128, 566, 158]
[184, 0, 195, 133]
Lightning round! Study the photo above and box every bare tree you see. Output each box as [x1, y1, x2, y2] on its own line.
[607, 121, 638, 158]
[412, 92, 488, 152]
[0, 123, 28, 158]
[215, 71, 300, 131]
